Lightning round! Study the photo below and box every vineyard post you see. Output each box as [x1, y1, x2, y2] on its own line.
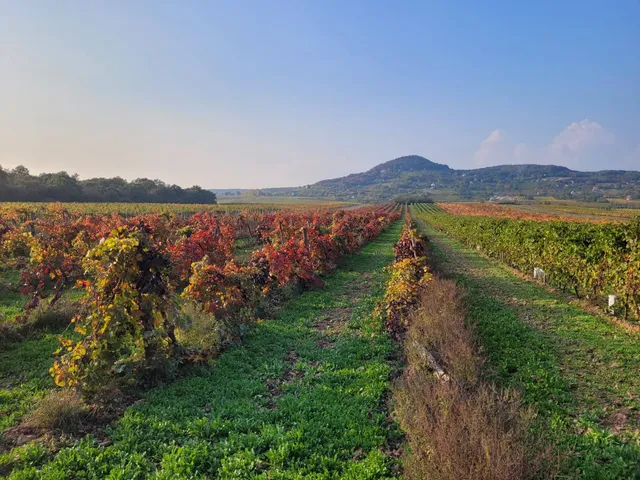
[534, 267, 547, 283]
[302, 227, 309, 250]
[608, 295, 616, 314]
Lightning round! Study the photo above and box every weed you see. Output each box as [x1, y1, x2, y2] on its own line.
[28, 301, 78, 332]
[406, 279, 478, 384]
[396, 375, 538, 480]
[175, 301, 227, 358]
[24, 390, 89, 434]
[394, 277, 552, 479]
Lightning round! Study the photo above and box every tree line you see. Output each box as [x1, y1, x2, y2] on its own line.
[0, 166, 217, 204]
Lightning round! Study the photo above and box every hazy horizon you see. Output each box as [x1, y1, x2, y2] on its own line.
[2, 2, 639, 189]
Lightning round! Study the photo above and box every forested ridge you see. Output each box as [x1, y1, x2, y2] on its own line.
[0, 165, 217, 204]
[267, 155, 640, 202]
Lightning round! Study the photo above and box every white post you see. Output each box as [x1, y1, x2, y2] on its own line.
[608, 295, 616, 314]
[534, 267, 546, 283]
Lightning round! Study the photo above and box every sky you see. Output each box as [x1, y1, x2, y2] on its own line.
[1, 1, 639, 188]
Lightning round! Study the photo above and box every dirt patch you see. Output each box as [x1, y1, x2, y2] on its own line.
[314, 307, 352, 333]
[315, 338, 335, 349]
[344, 273, 376, 296]
[313, 306, 354, 349]
[601, 408, 640, 435]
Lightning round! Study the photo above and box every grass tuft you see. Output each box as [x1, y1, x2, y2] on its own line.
[28, 301, 79, 332]
[24, 389, 90, 434]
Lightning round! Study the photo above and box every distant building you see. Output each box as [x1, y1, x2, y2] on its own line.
[489, 195, 519, 204]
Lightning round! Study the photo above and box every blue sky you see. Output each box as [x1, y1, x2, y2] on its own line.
[1, 1, 638, 188]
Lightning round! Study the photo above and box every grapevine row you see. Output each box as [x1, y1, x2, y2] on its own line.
[1, 205, 400, 390]
[378, 209, 432, 339]
[413, 205, 640, 319]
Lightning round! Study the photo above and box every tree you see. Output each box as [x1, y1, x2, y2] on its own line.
[0, 167, 217, 204]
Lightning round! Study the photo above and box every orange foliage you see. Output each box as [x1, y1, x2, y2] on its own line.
[438, 203, 611, 224]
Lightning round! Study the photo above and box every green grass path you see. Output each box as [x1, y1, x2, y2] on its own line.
[8, 222, 403, 479]
[413, 211, 640, 479]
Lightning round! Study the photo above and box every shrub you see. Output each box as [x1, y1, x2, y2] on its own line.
[382, 257, 432, 339]
[393, 222, 427, 262]
[182, 256, 256, 341]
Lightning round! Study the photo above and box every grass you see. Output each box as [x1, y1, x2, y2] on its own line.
[0, 269, 26, 324]
[233, 236, 261, 265]
[0, 295, 81, 442]
[0, 283, 90, 460]
[5, 221, 403, 479]
[0, 268, 85, 329]
[413, 209, 640, 479]
[0, 335, 61, 433]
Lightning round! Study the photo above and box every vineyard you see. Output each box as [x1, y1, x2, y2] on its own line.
[437, 202, 618, 223]
[2, 200, 640, 478]
[514, 202, 640, 221]
[0, 201, 352, 217]
[0, 202, 405, 476]
[437, 201, 640, 224]
[417, 203, 640, 320]
[411, 202, 640, 478]
[1, 202, 400, 342]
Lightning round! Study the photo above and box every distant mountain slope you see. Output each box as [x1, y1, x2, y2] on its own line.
[314, 155, 450, 188]
[266, 155, 640, 202]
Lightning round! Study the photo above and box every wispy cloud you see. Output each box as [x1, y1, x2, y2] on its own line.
[549, 120, 614, 160]
[473, 120, 632, 170]
[473, 129, 511, 167]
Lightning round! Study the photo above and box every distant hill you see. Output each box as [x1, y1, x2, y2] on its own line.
[265, 155, 640, 202]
